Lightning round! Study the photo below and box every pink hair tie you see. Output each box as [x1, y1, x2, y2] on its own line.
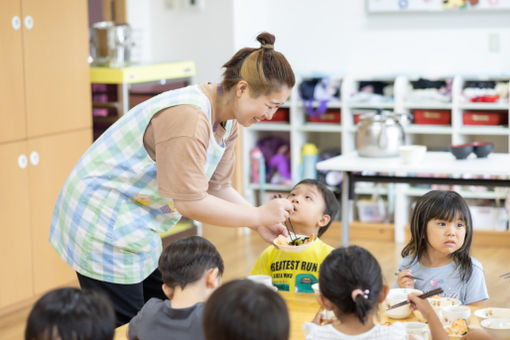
[351, 289, 370, 302]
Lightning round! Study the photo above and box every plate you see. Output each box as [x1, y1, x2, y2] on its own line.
[480, 318, 510, 339]
[474, 308, 510, 321]
[273, 234, 313, 253]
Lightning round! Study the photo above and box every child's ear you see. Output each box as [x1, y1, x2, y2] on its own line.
[205, 267, 220, 289]
[317, 295, 335, 311]
[318, 214, 331, 228]
[377, 285, 389, 303]
[162, 283, 174, 300]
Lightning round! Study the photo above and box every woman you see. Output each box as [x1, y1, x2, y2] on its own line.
[50, 32, 295, 325]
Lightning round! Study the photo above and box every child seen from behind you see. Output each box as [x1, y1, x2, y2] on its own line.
[203, 279, 290, 340]
[25, 287, 115, 340]
[251, 179, 339, 293]
[304, 246, 449, 340]
[127, 236, 224, 340]
[396, 190, 488, 305]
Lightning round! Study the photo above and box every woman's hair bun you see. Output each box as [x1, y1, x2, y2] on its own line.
[257, 32, 275, 49]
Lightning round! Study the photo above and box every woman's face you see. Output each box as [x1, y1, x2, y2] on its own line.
[425, 216, 466, 257]
[234, 83, 291, 127]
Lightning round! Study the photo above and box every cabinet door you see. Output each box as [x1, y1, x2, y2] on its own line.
[0, 141, 34, 308]
[28, 129, 92, 295]
[0, 0, 27, 143]
[22, 0, 91, 138]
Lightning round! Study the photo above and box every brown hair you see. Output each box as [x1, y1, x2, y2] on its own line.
[222, 32, 295, 97]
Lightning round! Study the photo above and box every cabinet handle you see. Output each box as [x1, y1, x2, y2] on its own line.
[11, 16, 21, 30]
[30, 151, 40, 166]
[18, 154, 28, 169]
[24, 15, 34, 30]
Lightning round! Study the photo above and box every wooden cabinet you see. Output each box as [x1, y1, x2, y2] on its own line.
[0, 141, 33, 309]
[0, 0, 91, 142]
[22, 0, 91, 137]
[29, 131, 91, 295]
[0, 1, 26, 143]
[0, 0, 92, 310]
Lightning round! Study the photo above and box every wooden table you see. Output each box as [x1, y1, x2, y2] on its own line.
[280, 292, 481, 340]
[114, 291, 481, 340]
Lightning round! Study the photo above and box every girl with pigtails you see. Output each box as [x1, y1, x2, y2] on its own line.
[304, 246, 449, 340]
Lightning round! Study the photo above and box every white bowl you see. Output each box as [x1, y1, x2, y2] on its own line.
[444, 317, 470, 337]
[312, 283, 320, 296]
[405, 322, 430, 340]
[442, 305, 471, 325]
[398, 145, 427, 164]
[247, 274, 272, 286]
[475, 308, 510, 322]
[273, 234, 313, 253]
[247, 275, 278, 291]
[428, 296, 462, 309]
[480, 318, 510, 339]
[414, 296, 462, 321]
[384, 288, 423, 319]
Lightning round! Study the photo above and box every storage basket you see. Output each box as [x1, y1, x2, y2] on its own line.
[413, 110, 451, 125]
[463, 111, 508, 126]
[262, 108, 289, 122]
[307, 109, 341, 123]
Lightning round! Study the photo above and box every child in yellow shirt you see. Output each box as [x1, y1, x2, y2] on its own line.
[251, 179, 339, 293]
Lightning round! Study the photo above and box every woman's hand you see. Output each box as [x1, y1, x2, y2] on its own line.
[255, 224, 288, 244]
[256, 198, 293, 226]
[397, 269, 415, 288]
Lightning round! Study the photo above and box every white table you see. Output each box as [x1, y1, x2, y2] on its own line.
[317, 151, 510, 246]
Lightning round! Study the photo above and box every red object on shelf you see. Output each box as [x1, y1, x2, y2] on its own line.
[262, 108, 289, 122]
[413, 110, 451, 125]
[353, 113, 361, 124]
[469, 94, 500, 103]
[463, 111, 508, 126]
[307, 109, 341, 124]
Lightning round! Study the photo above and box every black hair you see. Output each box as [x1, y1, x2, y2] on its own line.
[293, 178, 339, 237]
[203, 279, 289, 340]
[319, 246, 383, 324]
[158, 236, 224, 289]
[25, 287, 115, 340]
[401, 190, 473, 281]
[222, 32, 295, 96]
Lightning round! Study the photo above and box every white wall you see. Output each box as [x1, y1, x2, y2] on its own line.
[259, 0, 510, 77]
[130, 0, 510, 81]
[232, 0, 270, 51]
[126, 0, 153, 63]
[128, 0, 234, 83]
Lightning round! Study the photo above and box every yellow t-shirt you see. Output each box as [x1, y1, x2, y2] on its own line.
[250, 239, 333, 293]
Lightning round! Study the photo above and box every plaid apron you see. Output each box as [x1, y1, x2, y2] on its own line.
[50, 85, 232, 284]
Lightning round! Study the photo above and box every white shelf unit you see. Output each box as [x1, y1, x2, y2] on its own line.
[242, 75, 510, 231]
